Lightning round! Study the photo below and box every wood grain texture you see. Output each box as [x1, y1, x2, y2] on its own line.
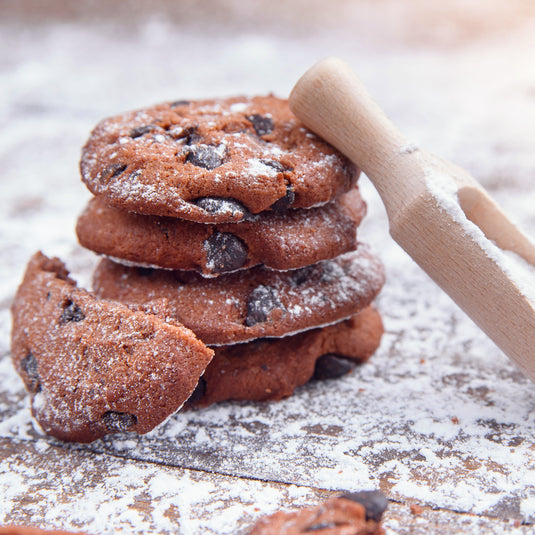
[1, 2, 535, 533]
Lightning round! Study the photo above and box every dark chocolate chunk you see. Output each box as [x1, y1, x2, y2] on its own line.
[59, 300, 85, 323]
[20, 352, 40, 393]
[102, 411, 137, 432]
[170, 100, 191, 108]
[98, 163, 127, 184]
[194, 197, 248, 218]
[245, 285, 283, 326]
[313, 354, 353, 381]
[341, 490, 389, 522]
[185, 144, 226, 170]
[270, 186, 295, 212]
[247, 114, 274, 136]
[137, 267, 155, 277]
[292, 264, 322, 286]
[175, 125, 201, 145]
[305, 523, 335, 532]
[204, 232, 248, 273]
[187, 378, 207, 405]
[129, 124, 156, 138]
[259, 159, 287, 173]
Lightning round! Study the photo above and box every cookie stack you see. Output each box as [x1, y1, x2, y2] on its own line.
[76, 95, 385, 408]
[11, 95, 385, 443]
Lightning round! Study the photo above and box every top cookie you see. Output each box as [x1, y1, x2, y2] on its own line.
[80, 95, 358, 223]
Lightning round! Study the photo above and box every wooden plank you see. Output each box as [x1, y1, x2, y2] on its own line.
[2, 5, 535, 534]
[0, 437, 531, 534]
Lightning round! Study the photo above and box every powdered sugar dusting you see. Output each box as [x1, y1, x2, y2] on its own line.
[0, 437, 324, 534]
[247, 158, 280, 178]
[425, 169, 535, 305]
[230, 102, 248, 113]
[2, 3, 535, 533]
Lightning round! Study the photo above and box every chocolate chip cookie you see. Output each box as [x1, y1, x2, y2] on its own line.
[75, 188, 366, 275]
[92, 247, 385, 345]
[187, 306, 383, 408]
[10, 252, 213, 443]
[248, 492, 388, 534]
[80, 95, 358, 223]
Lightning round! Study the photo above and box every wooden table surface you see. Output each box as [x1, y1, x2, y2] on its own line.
[1, 2, 535, 533]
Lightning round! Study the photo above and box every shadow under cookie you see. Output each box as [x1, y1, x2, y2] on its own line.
[187, 306, 383, 408]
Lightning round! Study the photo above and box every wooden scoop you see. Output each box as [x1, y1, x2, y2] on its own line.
[290, 57, 535, 382]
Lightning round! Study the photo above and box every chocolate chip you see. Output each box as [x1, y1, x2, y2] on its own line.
[59, 300, 85, 323]
[20, 352, 40, 393]
[292, 264, 322, 286]
[129, 124, 156, 138]
[270, 186, 295, 212]
[245, 285, 283, 326]
[185, 144, 226, 170]
[170, 100, 191, 108]
[175, 125, 201, 145]
[259, 159, 293, 173]
[340, 490, 389, 522]
[187, 378, 207, 405]
[305, 523, 335, 532]
[99, 163, 127, 184]
[204, 232, 248, 273]
[313, 355, 353, 381]
[194, 197, 249, 219]
[247, 114, 274, 136]
[137, 267, 155, 277]
[102, 411, 137, 432]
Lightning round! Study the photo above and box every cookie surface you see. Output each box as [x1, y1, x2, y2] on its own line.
[80, 95, 358, 223]
[10, 252, 213, 443]
[76, 189, 366, 275]
[248, 494, 387, 535]
[187, 306, 383, 408]
[92, 247, 385, 345]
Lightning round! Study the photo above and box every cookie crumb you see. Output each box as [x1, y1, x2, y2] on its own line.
[410, 503, 424, 515]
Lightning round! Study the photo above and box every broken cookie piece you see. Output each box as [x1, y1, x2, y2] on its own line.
[10, 252, 213, 443]
[248, 491, 388, 534]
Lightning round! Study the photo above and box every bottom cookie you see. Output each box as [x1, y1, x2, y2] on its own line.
[248, 491, 388, 534]
[187, 306, 383, 408]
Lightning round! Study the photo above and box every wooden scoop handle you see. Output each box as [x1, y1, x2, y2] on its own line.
[290, 57, 535, 381]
